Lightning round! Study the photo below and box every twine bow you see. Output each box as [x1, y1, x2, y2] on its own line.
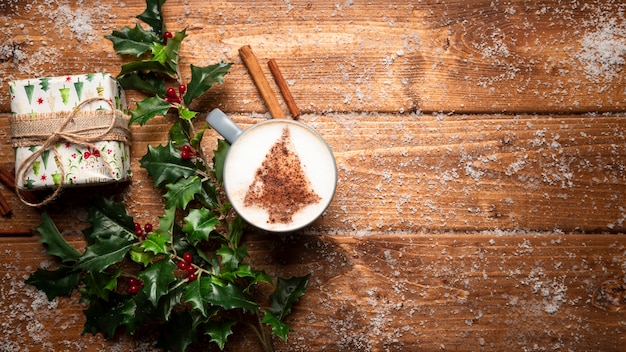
[11, 97, 131, 207]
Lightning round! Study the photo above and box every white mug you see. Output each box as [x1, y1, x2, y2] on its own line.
[206, 109, 337, 232]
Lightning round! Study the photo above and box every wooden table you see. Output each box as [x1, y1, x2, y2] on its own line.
[1, 1, 625, 351]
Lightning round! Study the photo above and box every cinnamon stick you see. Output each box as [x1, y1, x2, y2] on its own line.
[268, 59, 300, 119]
[0, 165, 39, 204]
[0, 192, 11, 216]
[238, 45, 285, 119]
[0, 166, 14, 215]
[0, 166, 15, 189]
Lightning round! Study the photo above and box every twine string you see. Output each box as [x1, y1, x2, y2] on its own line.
[14, 97, 129, 207]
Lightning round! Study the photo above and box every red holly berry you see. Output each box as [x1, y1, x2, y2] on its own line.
[187, 273, 197, 282]
[163, 31, 173, 43]
[166, 87, 177, 98]
[186, 265, 196, 276]
[177, 261, 189, 271]
[180, 150, 192, 160]
[144, 223, 153, 234]
[134, 222, 144, 237]
[127, 277, 142, 287]
[182, 252, 193, 263]
[178, 84, 187, 95]
[164, 95, 181, 104]
[181, 145, 192, 153]
[128, 285, 140, 295]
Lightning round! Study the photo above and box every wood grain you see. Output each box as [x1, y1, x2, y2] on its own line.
[2, 113, 624, 234]
[0, 234, 624, 351]
[0, 1, 625, 114]
[0, 0, 625, 351]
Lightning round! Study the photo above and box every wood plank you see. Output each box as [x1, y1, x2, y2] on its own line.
[1, 112, 624, 234]
[0, 0, 624, 351]
[1, 233, 624, 351]
[0, 1, 625, 115]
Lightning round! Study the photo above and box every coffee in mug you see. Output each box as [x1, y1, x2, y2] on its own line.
[206, 109, 337, 232]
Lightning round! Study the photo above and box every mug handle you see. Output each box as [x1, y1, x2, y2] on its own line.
[206, 109, 243, 144]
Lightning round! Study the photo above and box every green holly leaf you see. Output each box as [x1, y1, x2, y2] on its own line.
[129, 245, 155, 266]
[140, 141, 197, 187]
[141, 208, 176, 258]
[118, 72, 166, 96]
[190, 125, 206, 150]
[138, 258, 177, 307]
[267, 275, 310, 320]
[105, 23, 159, 57]
[128, 290, 157, 331]
[151, 29, 186, 73]
[177, 105, 197, 120]
[205, 280, 258, 313]
[140, 232, 169, 255]
[227, 215, 246, 249]
[184, 276, 257, 316]
[197, 179, 219, 210]
[247, 267, 274, 288]
[84, 198, 135, 244]
[168, 119, 191, 147]
[261, 312, 290, 341]
[82, 269, 120, 301]
[163, 175, 202, 210]
[119, 59, 177, 80]
[183, 276, 210, 317]
[129, 96, 172, 126]
[137, 0, 166, 37]
[157, 310, 197, 352]
[216, 244, 248, 272]
[75, 235, 135, 273]
[156, 283, 185, 321]
[78, 199, 138, 272]
[182, 208, 219, 246]
[36, 212, 81, 263]
[213, 139, 230, 184]
[25, 266, 81, 300]
[155, 207, 176, 237]
[183, 62, 232, 106]
[261, 274, 310, 341]
[83, 294, 137, 338]
[219, 264, 272, 291]
[205, 320, 236, 350]
[171, 221, 193, 254]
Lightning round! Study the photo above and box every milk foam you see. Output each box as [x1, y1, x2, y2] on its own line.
[223, 120, 337, 232]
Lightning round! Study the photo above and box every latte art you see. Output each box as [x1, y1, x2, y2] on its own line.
[222, 119, 337, 232]
[243, 126, 322, 224]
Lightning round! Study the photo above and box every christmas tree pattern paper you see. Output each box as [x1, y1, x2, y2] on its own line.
[10, 73, 126, 114]
[9, 73, 131, 190]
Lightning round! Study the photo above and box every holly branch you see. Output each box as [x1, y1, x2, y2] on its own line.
[25, 1, 309, 351]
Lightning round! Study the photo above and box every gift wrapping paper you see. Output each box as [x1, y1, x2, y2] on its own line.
[9, 73, 131, 190]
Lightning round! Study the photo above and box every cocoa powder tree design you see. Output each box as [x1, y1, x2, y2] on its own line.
[244, 126, 321, 224]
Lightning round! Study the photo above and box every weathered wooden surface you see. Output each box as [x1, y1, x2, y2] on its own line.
[2, 233, 625, 351]
[0, 0, 625, 351]
[1, 0, 625, 114]
[2, 113, 626, 235]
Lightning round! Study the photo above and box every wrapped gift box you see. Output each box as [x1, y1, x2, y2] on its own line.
[8, 73, 131, 191]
